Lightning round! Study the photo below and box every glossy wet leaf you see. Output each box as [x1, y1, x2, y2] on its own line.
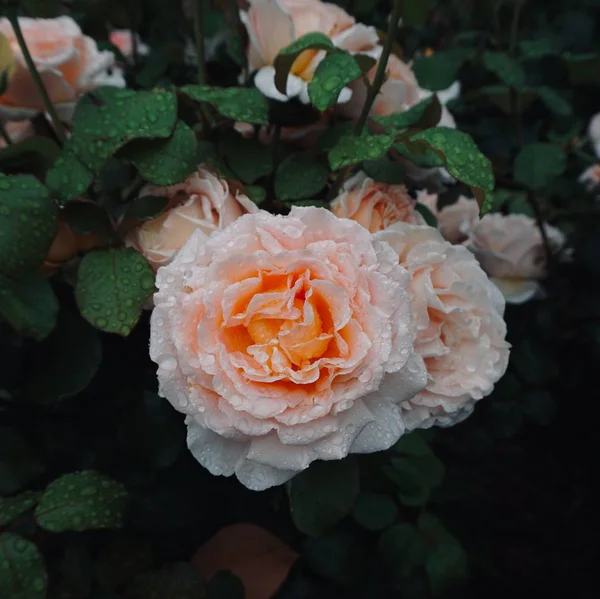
[0, 491, 41, 527]
[275, 153, 329, 201]
[514, 143, 567, 190]
[0, 533, 47, 599]
[308, 53, 362, 111]
[329, 133, 395, 169]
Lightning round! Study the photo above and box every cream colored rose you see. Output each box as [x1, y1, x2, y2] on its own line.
[376, 223, 510, 430]
[241, 0, 378, 103]
[417, 192, 480, 244]
[126, 167, 258, 271]
[466, 213, 565, 304]
[331, 172, 425, 233]
[0, 17, 125, 122]
[150, 207, 426, 489]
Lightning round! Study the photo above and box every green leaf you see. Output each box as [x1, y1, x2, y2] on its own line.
[244, 185, 267, 206]
[0, 533, 47, 599]
[514, 143, 566, 190]
[0, 273, 58, 341]
[402, 0, 430, 27]
[273, 32, 335, 95]
[289, 457, 359, 536]
[0, 427, 45, 495]
[0, 136, 60, 172]
[318, 121, 355, 151]
[352, 492, 398, 531]
[0, 491, 41, 527]
[35, 470, 128, 532]
[372, 95, 442, 131]
[482, 51, 526, 90]
[378, 524, 429, 583]
[308, 53, 362, 111]
[127, 562, 205, 599]
[207, 571, 244, 599]
[417, 513, 468, 596]
[275, 153, 329, 201]
[181, 85, 269, 125]
[121, 121, 197, 186]
[63, 200, 113, 237]
[303, 533, 364, 584]
[393, 140, 444, 169]
[535, 86, 572, 116]
[413, 48, 474, 92]
[519, 38, 557, 59]
[329, 134, 395, 170]
[75, 248, 155, 336]
[407, 127, 494, 212]
[0, 174, 58, 278]
[45, 140, 95, 205]
[362, 155, 406, 184]
[124, 195, 169, 221]
[220, 134, 274, 184]
[25, 311, 102, 404]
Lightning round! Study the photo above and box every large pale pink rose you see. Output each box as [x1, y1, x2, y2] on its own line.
[0, 17, 125, 122]
[150, 207, 427, 490]
[126, 167, 258, 271]
[331, 172, 425, 232]
[417, 191, 480, 244]
[376, 223, 510, 430]
[241, 0, 378, 103]
[466, 213, 565, 304]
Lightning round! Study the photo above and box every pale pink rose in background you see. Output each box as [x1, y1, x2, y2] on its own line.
[109, 30, 150, 62]
[150, 207, 427, 490]
[331, 172, 425, 233]
[241, 0, 378, 103]
[417, 192, 480, 244]
[126, 167, 258, 271]
[466, 213, 565, 304]
[340, 52, 420, 120]
[376, 223, 510, 430]
[0, 120, 34, 148]
[0, 17, 125, 122]
[418, 81, 461, 129]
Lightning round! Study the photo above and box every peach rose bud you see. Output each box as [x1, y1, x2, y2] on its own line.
[417, 192, 480, 244]
[125, 166, 258, 271]
[375, 223, 510, 430]
[150, 207, 427, 490]
[331, 172, 425, 233]
[466, 213, 566, 305]
[0, 17, 125, 123]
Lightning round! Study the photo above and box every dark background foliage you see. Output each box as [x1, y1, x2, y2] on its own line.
[1, 0, 599, 598]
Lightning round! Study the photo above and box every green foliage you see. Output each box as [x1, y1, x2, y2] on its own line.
[304, 533, 364, 584]
[308, 53, 363, 111]
[0, 427, 44, 495]
[0, 273, 58, 340]
[75, 249, 155, 336]
[514, 143, 567, 190]
[372, 95, 442, 131]
[121, 121, 198, 186]
[0, 533, 47, 599]
[0, 174, 57, 278]
[35, 470, 128, 532]
[352, 492, 398, 531]
[180, 85, 269, 124]
[289, 457, 359, 536]
[482, 51, 526, 90]
[329, 133, 395, 169]
[413, 48, 474, 91]
[124, 195, 169, 221]
[275, 152, 329, 201]
[406, 127, 495, 211]
[0, 491, 40, 526]
[219, 133, 274, 184]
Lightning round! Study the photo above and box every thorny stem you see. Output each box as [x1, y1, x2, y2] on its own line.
[192, 0, 207, 85]
[354, 0, 403, 136]
[7, 13, 67, 144]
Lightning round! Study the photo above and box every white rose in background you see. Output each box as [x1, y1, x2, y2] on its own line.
[588, 112, 600, 158]
[466, 213, 566, 305]
[376, 223, 510, 430]
[0, 17, 125, 122]
[240, 0, 379, 103]
[150, 207, 427, 490]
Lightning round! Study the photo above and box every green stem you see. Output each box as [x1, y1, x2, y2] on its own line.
[192, 0, 207, 84]
[7, 13, 67, 144]
[0, 121, 12, 145]
[354, 0, 403, 136]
